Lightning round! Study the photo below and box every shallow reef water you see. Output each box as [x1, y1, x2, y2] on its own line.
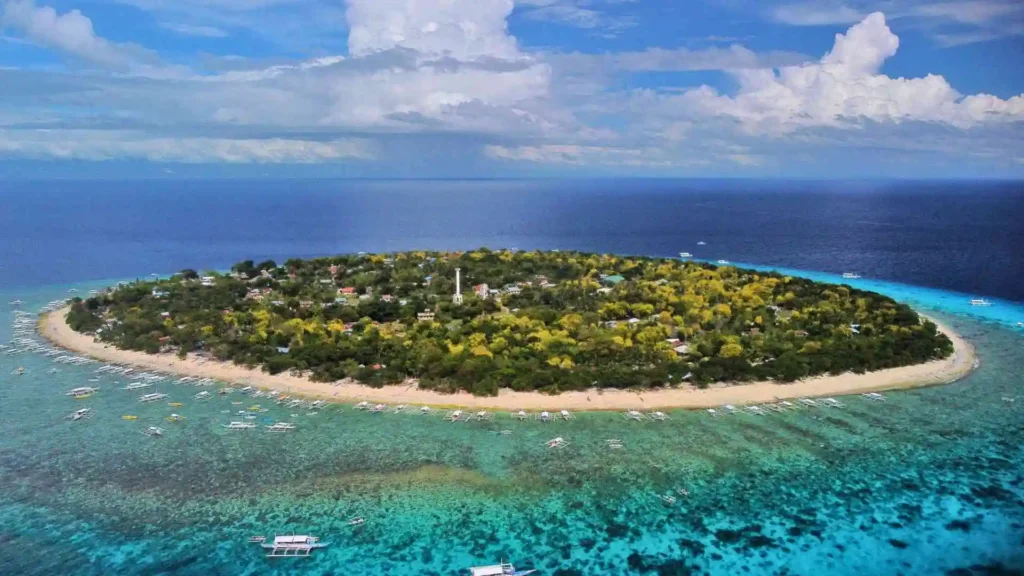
[1, 272, 1022, 575]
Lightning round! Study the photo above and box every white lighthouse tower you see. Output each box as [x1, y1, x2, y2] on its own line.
[453, 267, 463, 305]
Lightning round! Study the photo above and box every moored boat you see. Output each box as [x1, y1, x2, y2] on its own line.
[468, 559, 537, 576]
[67, 386, 99, 399]
[258, 534, 328, 558]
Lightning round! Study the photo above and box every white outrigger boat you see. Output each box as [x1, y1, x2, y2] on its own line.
[624, 410, 644, 421]
[841, 272, 861, 279]
[143, 426, 165, 437]
[266, 422, 296, 432]
[223, 421, 257, 430]
[559, 409, 574, 421]
[716, 259, 730, 265]
[123, 382, 152, 391]
[969, 298, 992, 307]
[468, 559, 537, 576]
[138, 392, 168, 403]
[679, 252, 692, 258]
[647, 411, 669, 421]
[546, 437, 568, 449]
[347, 516, 365, 526]
[193, 391, 211, 400]
[861, 392, 885, 401]
[605, 439, 624, 450]
[513, 410, 530, 421]
[444, 410, 465, 422]
[539, 411, 552, 423]
[67, 387, 99, 399]
[257, 534, 328, 558]
[66, 408, 93, 421]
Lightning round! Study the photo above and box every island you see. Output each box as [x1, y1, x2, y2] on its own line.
[43, 249, 973, 409]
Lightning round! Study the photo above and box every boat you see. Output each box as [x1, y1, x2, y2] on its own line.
[66, 408, 93, 421]
[143, 426, 165, 437]
[861, 392, 885, 401]
[123, 382, 152, 391]
[539, 411, 552, 423]
[969, 298, 992, 306]
[16, 367, 24, 375]
[266, 422, 296, 432]
[697, 241, 706, 246]
[168, 402, 184, 407]
[193, 391, 211, 400]
[122, 415, 138, 420]
[223, 421, 256, 430]
[1017, 322, 1024, 328]
[716, 259, 730, 265]
[546, 437, 568, 449]
[347, 517, 365, 526]
[139, 393, 168, 403]
[8, 299, 23, 306]
[841, 272, 861, 279]
[248, 536, 266, 543]
[165, 413, 186, 422]
[659, 494, 676, 505]
[679, 252, 692, 258]
[66, 386, 99, 399]
[468, 560, 537, 576]
[259, 535, 328, 558]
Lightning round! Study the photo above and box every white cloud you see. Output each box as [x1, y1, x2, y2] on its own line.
[485, 143, 672, 166]
[551, 45, 809, 73]
[679, 13, 1024, 132]
[160, 22, 229, 37]
[912, 1, 1023, 25]
[514, 0, 635, 35]
[0, 130, 374, 163]
[0, 0, 157, 69]
[346, 0, 520, 59]
[771, 3, 864, 25]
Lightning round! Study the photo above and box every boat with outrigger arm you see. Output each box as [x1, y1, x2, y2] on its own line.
[468, 559, 537, 576]
[253, 534, 328, 558]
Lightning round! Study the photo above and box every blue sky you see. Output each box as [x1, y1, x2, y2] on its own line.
[0, 0, 1022, 178]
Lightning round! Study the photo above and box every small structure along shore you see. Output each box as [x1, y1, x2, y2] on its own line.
[39, 307, 976, 411]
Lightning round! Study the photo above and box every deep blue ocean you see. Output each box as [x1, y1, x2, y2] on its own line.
[2, 179, 1022, 300]
[1, 179, 1022, 576]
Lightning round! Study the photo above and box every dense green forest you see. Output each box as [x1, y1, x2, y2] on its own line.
[66, 249, 953, 396]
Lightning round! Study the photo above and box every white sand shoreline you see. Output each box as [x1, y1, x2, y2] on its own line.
[39, 307, 975, 411]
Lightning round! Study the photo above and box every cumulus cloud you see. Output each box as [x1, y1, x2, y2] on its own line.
[346, 0, 520, 59]
[0, 130, 374, 163]
[680, 13, 1024, 132]
[1, 0, 158, 69]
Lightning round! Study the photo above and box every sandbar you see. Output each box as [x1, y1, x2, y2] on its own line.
[39, 306, 975, 411]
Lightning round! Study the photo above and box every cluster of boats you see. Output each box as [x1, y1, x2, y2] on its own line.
[706, 396, 853, 417]
[623, 410, 670, 422]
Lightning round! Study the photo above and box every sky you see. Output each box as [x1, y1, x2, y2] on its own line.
[0, 0, 1022, 179]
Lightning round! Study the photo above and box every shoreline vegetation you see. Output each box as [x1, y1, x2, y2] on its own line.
[41, 306, 974, 410]
[39, 249, 974, 409]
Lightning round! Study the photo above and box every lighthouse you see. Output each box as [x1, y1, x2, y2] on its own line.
[453, 267, 463, 305]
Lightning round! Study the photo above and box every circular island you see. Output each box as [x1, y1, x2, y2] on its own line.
[43, 249, 973, 409]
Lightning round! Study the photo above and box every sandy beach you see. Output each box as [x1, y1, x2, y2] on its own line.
[39, 307, 975, 410]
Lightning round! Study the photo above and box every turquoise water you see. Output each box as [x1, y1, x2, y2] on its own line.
[1, 270, 1022, 575]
